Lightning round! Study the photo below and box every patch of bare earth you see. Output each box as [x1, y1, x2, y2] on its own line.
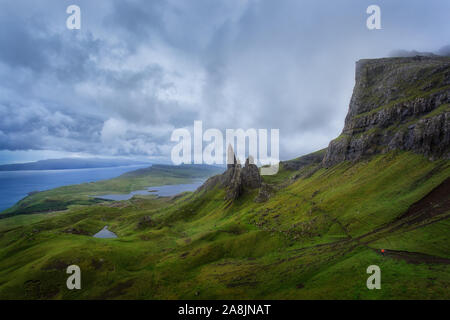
[374, 249, 450, 265]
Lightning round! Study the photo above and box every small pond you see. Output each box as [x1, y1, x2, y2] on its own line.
[93, 226, 118, 239]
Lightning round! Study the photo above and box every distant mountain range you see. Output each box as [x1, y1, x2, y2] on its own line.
[0, 158, 152, 171]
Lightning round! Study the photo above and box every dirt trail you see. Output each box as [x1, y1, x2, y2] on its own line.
[396, 177, 450, 224]
[374, 249, 450, 265]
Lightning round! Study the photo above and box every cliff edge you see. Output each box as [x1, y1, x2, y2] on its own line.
[323, 56, 450, 167]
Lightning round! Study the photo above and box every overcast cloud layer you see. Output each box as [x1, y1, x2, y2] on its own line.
[0, 0, 449, 164]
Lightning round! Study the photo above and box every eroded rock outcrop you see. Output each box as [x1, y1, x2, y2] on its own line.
[323, 56, 450, 167]
[224, 155, 262, 200]
[198, 146, 261, 201]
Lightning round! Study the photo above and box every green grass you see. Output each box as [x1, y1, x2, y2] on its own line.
[356, 58, 450, 116]
[371, 220, 450, 259]
[0, 151, 448, 299]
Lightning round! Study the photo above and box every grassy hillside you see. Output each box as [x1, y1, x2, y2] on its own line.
[0, 151, 448, 299]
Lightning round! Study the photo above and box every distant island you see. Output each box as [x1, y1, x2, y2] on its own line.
[0, 158, 152, 171]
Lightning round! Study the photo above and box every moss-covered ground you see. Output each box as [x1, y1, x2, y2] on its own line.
[0, 152, 448, 299]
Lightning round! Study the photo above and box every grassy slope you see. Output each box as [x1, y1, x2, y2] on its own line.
[0, 164, 223, 217]
[0, 151, 448, 299]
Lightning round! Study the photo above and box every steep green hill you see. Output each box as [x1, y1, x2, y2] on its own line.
[0, 56, 448, 299]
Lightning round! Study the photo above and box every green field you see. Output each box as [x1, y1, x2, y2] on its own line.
[0, 152, 448, 299]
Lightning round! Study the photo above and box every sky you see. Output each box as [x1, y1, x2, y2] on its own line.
[0, 0, 449, 164]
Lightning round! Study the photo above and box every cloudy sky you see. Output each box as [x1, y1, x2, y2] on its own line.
[0, 0, 449, 164]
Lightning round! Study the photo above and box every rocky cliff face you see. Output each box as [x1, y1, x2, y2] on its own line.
[198, 147, 262, 201]
[223, 156, 261, 200]
[323, 56, 450, 167]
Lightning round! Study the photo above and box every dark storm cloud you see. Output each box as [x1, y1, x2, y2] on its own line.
[103, 0, 167, 50]
[0, 9, 101, 81]
[0, 99, 102, 151]
[0, 0, 449, 161]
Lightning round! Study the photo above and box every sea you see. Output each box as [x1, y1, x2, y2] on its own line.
[0, 165, 149, 212]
